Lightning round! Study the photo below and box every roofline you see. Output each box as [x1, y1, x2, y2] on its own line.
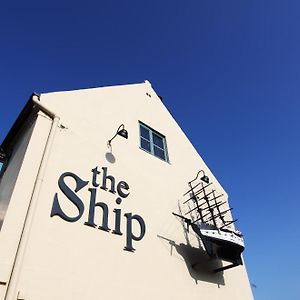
[1, 94, 36, 152]
[40, 80, 152, 96]
[1, 80, 153, 152]
[1, 93, 57, 153]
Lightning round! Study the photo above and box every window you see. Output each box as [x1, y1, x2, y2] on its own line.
[139, 122, 169, 162]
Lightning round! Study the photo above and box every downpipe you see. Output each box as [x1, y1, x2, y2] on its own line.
[4, 95, 60, 300]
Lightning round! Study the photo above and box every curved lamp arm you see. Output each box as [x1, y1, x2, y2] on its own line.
[189, 170, 209, 185]
[107, 124, 128, 148]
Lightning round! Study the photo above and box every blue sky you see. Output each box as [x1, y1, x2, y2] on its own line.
[1, 1, 299, 299]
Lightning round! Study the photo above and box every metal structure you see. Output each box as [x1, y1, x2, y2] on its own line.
[173, 170, 245, 273]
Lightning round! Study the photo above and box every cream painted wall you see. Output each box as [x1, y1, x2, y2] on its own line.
[1, 82, 253, 300]
[0, 112, 53, 299]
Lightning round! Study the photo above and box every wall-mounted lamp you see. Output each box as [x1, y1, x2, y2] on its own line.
[189, 170, 209, 185]
[107, 124, 128, 148]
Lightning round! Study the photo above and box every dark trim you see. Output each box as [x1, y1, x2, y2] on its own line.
[1, 94, 38, 154]
[139, 120, 166, 139]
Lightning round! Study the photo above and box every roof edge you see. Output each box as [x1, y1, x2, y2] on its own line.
[40, 80, 152, 96]
[1, 93, 38, 152]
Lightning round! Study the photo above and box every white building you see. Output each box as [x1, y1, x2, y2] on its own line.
[0, 81, 253, 300]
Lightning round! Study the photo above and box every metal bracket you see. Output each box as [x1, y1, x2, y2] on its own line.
[214, 262, 240, 273]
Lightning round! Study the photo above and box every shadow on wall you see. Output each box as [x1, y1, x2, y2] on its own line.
[157, 235, 225, 286]
[105, 152, 116, 164]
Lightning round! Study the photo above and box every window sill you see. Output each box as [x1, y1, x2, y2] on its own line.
[139, 147, 171, 164]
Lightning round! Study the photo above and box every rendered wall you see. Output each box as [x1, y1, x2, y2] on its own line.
[0, 112, 53, 299]
[1, 82, 253, 300]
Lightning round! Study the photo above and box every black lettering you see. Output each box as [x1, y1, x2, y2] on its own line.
[84, 188, 110, 231]
[117, 181, 130, 198]
[91, 167, 100, 187]
[50, 172, 88, 222]
[100, 167, 116, 194]
[112, 208, 123, 235]
[124, 213, 146, 252]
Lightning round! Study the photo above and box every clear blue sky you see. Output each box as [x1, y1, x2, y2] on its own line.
[1, 1, 299, 299]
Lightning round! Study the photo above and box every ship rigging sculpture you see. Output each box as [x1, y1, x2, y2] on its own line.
[173, 170, 245, 272]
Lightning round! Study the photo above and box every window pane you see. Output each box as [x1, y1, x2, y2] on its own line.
[141, 138, 151, 152]
[154, 146, 166, 160]
[152, 133, 164, 149]
[140, 126, 150, 140]
[139, 122, 168, 162]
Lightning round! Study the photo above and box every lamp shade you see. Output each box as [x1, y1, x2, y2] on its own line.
[117, 129, 128, 139]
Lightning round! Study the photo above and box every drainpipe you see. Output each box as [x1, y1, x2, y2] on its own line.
[4, 94, 60, 300]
